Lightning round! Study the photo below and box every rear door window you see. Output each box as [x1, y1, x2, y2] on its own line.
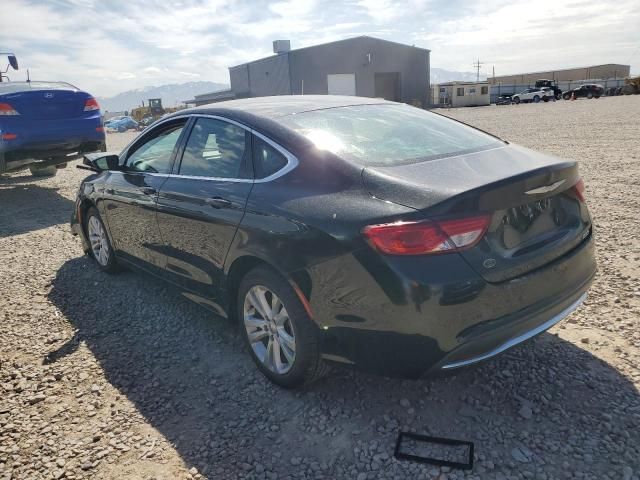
[178, 117, 251, 179]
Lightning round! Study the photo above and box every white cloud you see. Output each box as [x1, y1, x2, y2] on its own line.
[1, 0, 638, 97]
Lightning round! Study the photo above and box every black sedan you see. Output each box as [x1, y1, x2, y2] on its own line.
[562, 84, 604, 100]
[71, 96, 596, 387]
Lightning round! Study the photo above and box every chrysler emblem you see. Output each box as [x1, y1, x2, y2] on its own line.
[525, 179, 566, 195]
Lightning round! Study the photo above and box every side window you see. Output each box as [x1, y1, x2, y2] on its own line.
[253, 136, 288, 179]
[179, 117, 250, 179]
[456, 87, 464, 96]
[126, 123, 185, 173]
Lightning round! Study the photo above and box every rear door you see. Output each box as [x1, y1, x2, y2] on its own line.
[156, 116, 254, 305]
[103, 118, 188, 272]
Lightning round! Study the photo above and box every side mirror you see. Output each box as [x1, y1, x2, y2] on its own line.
[82, 152, 120, 172]
[8, 54, 18, 70]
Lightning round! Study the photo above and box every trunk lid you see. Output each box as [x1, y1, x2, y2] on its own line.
[1, 89, 91, 120]
[362, 144, 592, 282]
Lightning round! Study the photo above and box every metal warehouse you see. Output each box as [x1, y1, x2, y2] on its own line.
[491, 64, 630, 84]
[192, 36, 430, 107]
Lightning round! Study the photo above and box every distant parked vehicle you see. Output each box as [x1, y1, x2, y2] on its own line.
[105, 116, 138, 133]
[562, 84, 604, 100]
[0, 81, 105, 176]
[512, 87, 555, 104]
[621, 75, 640, 95]
[535, 79, 563, 100]
[496, 94, 513, 105]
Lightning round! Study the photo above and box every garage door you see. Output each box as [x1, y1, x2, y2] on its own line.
[327, 74, 356, 96]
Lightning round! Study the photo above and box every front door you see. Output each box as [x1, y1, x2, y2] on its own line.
[156, 116, 254, 306]
[104, 119, 187, 271]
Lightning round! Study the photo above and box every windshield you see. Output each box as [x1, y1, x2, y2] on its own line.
[277, 103, 502, 166]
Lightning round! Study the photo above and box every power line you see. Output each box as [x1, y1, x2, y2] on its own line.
[472, 59, 484, 82]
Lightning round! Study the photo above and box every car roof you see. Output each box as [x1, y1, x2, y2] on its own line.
[160, 95, 397, 161]
[176, 95, 394, 119]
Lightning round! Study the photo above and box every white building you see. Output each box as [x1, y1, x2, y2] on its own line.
[432, 81, 490, 107]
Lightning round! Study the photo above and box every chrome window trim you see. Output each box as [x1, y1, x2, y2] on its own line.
[118, 113, 299, 183]
[122, 113, 298, 184]
[250, 128, 299, 184]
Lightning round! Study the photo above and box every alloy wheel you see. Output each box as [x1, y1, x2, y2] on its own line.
[87, 215, 109, 266]
[243, 285, 296, 374]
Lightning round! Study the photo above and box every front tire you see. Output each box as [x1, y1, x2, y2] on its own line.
[29, 165, 57, 177]
[85, 207, 118, 273]
[533, 95, 540, 103]
[587, 92, 594, 99]
[238, 266, 328, 388]
[513, 96, 521, 104]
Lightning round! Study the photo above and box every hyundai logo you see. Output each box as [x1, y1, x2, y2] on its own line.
[44, 93, 54, 98]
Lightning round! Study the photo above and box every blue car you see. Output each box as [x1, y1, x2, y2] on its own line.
[104, 115, 138, 132]
[0, 81, 106, 176]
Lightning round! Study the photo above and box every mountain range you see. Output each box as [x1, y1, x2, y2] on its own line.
[98, 69, 482, 112]
[430, 67, 487, 84]
[98, 81, 228, 112]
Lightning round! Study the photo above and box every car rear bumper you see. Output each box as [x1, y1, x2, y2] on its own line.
[310, 234, 596, 378]
[1, 115, 105, 168]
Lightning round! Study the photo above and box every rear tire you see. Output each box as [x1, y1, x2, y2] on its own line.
[533, 95, 540, 103]
[238, 265, 329, 388]
[587, 92, 594, 99]
[513, 96, 521, 104]
[84, 207, 119, 273]
[29, 165, 57, 177]
[563, 93, 571, 100]
[542, 96, 549, 102]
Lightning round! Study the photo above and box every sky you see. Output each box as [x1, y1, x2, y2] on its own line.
[2, 0, 639, 97]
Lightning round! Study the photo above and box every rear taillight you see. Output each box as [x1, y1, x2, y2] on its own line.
[84, 98, 100, 111]
[362, 215, 490, 256]
[1, 133, 17, 140]
[573, 178, 586, 203]
[0, 103, 19, 115]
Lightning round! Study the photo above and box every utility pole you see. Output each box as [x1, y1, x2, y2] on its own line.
[472, 59, 484, 82]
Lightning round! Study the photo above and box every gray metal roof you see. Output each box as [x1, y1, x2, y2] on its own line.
[181, 94, 393, 118]
[229, 35, 430, 70]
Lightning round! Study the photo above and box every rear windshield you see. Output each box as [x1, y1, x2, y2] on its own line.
[277, 104, 502, 166]
[0, 82, 77, 94]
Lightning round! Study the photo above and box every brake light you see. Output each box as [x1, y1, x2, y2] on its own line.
[1, 133, 17, 140]
[573, 178, 586, 203]
[84, 98, 100, 111]
[0, 103, 19, 115]
[362, 215, 490, 255]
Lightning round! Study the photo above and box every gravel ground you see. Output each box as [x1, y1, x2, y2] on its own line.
[1, 96, 639, 480]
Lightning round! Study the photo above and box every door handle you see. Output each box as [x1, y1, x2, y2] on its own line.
[141, 187, 157, 195]
[205, 197, 232, 209]
[105, 188, 114, 195]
